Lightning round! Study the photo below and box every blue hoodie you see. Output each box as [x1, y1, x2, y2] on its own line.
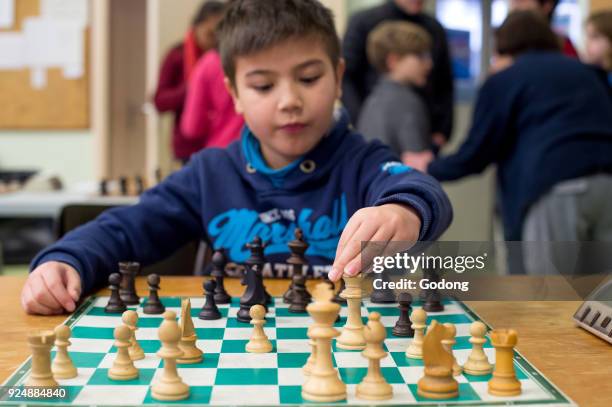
[32, 110, 453, 295]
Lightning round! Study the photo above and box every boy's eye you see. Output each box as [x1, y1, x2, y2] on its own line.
[300, 75, 321, 85]
[252, 84, 273, 92]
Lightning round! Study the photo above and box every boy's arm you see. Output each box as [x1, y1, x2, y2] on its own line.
[427, 75, 512, 181]
[153, 48, 187, 112]
[30, 160, 205, 295]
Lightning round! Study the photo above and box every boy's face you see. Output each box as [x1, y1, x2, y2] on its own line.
[585, 23, 611, 68]
[389, 53, 432, 87]
[227, 37, 344, 169]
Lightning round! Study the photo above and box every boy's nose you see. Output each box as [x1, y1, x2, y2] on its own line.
[278, 83, 303, 113]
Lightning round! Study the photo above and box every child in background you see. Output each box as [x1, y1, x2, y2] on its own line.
[153, 1, 226, 163]
[21, 0, 452, 315]
[357, 21, 434, 164]
[584, 10, 612, 86]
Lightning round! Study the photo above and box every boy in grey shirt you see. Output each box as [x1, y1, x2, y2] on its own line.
[358, 21, 434, 158]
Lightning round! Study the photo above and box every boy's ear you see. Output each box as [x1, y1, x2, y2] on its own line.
[386, 53, 399, 72]
[335, 58, 346, 100]
[224, 77, 244, 114]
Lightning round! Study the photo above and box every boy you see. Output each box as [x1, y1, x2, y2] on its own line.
[21, 0, 453, 315]
[357, 21, 434, 163]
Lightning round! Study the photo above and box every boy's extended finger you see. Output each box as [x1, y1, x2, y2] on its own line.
[332, 222, 378, 279]
[42, 271, 76, 312]
[22, 284, 62, 315]
[343, 227, 394, 277]
[30, 273, 63, 310]
[329, 218, 362, 281]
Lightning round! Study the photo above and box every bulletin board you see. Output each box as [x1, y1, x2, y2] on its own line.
[0, 0, 89, 129]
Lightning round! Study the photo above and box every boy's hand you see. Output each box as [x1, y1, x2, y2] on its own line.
[329, 203, 421, 281]
[21, 262, 82, 315]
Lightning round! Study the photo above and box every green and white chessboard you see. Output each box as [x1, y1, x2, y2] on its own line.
[1, 296, 576, 406]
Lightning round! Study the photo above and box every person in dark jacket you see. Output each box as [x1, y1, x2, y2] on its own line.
[405, 11, 612, 275]
[342, 0, 454, 146]
[153, 1, 225, 162]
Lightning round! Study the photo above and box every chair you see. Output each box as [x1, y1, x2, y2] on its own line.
[57, 204, 202, 276]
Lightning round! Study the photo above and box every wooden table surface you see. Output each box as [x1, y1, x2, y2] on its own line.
[1, 275, 610, 406]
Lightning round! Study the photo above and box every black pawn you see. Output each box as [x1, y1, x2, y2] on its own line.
[199, 280, 222, 320]
[143, 273, 165, 314]
[99, 179, 108, 196]
[423, 289, 444, 312]
[289, 275, 309, 313]
[135, 175, 144, 194]
[119, 176, 128, 196]
[105, 273, 127, 314]
[333, 278, 347, 304]
[211, 250, 231, 304]
[119, 262, 140, 305]
[393, 292, 415, 337]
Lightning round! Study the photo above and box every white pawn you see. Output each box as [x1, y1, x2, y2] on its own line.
[356, 312, 393, 400]
[442, 323, 462, 376]
[463, 321, 493, 375]
[246, 304, 272, 353]
[52, 325, 77, 379]
[108, 325, 139, 380]
[405, 308, 427, 359]
[122, 310, 145, 361]
[151, 311, 189, 401]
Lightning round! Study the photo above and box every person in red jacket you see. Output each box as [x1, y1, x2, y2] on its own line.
[153, 1, 226, 163]
[509, 0, 579, 58]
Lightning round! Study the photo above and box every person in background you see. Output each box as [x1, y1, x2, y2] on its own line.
[358, 22, 434, 163]
[342, 0, 454, 148]
[509, 0, 579, 57]
[584, 10, 612, 86]
[405, 11, 612, 275]
[153, 1, 226, 163]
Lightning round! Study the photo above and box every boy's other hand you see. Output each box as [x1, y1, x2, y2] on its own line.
[329, 204, 421, 281]
[21, 262, 82, 315]
[402, 150, 434, 172]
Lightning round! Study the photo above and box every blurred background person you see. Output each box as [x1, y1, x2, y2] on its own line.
[406, 11, 612, 274]
[153, 1, 226, 164]
[342, 0, 454, 148]
[584, 10, 612, 86]
[509, 0, 579, 57]
[358, 21, 434, 162]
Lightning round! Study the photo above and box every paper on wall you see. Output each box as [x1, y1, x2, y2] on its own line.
[0, 32, 25, 69]
[0, 0, 14, 29]
[40, 0, 88, 27]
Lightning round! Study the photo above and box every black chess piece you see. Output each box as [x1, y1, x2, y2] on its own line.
[284, 228, 309, 303]
[289, 275, 309, 313]
[119, 262, 140, 305]
[105, 273, 127, 314]
[237, 264, 267, 322]
[370, 271, 397, 303]
[143, 273, 165, 314]
[393, 292, 415, 337]
[211, 250, 231, 304]
[421, 268, 444, 312]
[155, 168, 162, 184]
[245, 236, 272, 305]
[119, 176, 128, 196]
[333, 277, 347, 304]
[199, 280, 222, 320]
[99, 179, 108, 196]
[135, 175, 144, 195]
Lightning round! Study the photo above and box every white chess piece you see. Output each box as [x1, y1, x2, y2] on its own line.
[52, 325, 77, 379]
[463, 321, 493, 375]
[405, 308, 427, 359]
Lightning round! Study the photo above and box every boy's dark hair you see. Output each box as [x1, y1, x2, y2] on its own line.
[495, 10, 561, 57]
[367, 21, 432, 73]
[217, 0, 341, 85]
[192, 1, 226, 26]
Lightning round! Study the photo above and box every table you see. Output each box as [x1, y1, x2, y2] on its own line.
[0, 276, 610, 406]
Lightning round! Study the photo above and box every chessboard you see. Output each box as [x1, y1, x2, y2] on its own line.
[1, 295, 576, 406]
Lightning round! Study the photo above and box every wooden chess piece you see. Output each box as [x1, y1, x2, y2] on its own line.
[245, 236, 272, 304]
[488, 329, 522, 396]
[333, 278, 347, 304]
[51, 325, 77, 379]
[99, 179, 108, 196]
[441, 323, 462, 376]
[289, 275, 309, 313]
[26, 330, 58, 387]
[119, 176, 128, 196]
[178, 298, 203, 364]
[356, 312, 393, 400]
[463, 321, 493, 376]
[211, 250, 231, 304]
[135, 175, 145, 195]
[417, 321, 459, 399]
[422, 269, 444, 312]
[105, 273, 127, 314]
[302, 328, 316, 376]
[393, 292, 415, 337]
[237, 263, 267, 322]
[336, 274, 366, 350]
[108, 325, 139, 380]
[405, 308, 427, 359]
[151, 311, 190, 401]
[246, 305, 273, 353]
[122, 310, 145, 361]
[199, 279, 222, 320]
[284, 228, 309, 302]
[119, 262, 140, 305]
[143, 273, 165, 314]
[302, 283, 346, 402]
